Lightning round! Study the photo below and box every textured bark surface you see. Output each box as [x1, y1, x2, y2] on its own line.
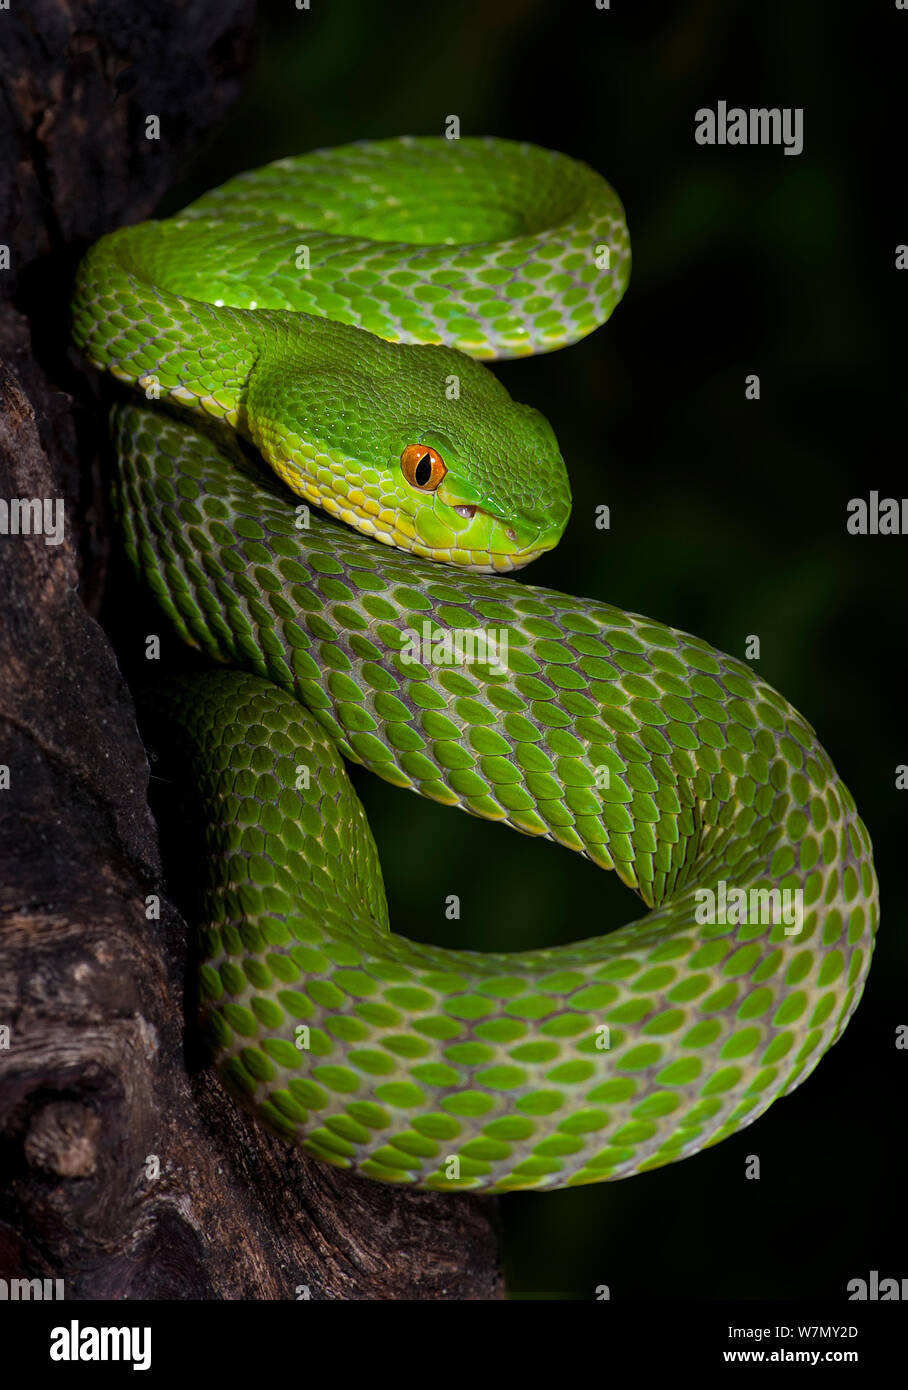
[0, 0, 502, 1300]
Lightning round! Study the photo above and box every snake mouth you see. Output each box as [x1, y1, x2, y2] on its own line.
[452, 503, 520, 545]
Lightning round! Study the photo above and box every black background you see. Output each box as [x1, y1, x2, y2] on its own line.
[116, 0, 908, 1299]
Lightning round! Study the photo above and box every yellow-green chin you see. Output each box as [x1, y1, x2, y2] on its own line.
[411, 511, 566, 572]
[407, 501, 568, 572]
[346, 511, 561, 572]
[415, 539, 558, 573]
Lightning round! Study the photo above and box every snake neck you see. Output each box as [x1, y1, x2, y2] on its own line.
[72, 223, 269, 425]
[73, 224, 352, 483]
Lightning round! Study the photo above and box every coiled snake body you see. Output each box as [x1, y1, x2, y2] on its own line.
[72, 138, 878, 1192]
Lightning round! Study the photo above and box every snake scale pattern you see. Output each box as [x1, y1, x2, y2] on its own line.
[72, 138, 878, 1192]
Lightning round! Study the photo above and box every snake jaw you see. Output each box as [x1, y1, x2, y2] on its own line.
[434, 474, 566, 567]
[434, 494, 564, 569]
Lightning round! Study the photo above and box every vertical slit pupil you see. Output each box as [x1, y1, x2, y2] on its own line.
[415, 453, 432, 486]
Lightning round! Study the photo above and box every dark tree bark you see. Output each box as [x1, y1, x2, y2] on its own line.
[0, 0, 502, 1300]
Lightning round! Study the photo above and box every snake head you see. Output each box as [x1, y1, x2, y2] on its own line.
[244, 324, 571, 572]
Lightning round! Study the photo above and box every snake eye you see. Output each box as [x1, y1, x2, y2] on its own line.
[401, 444, 446, 491]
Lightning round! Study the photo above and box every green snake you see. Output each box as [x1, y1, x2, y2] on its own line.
[72, 137, 878, 1193]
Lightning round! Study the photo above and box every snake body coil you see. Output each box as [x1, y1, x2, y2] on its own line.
[73, 138, 878, 1192]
